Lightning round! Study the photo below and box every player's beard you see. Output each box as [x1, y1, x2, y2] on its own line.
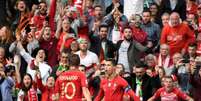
[124, 36, 132, 42]
[80, 48, 87, 52]
[136, 75, 143, 80]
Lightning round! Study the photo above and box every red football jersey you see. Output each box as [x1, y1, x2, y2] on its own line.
[95, 76, 132, 101]
[55, 70, 88, 101]
[153, 87, 188, 101]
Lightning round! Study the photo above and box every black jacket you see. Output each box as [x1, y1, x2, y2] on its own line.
[89, 32, 116, 59]
[126, 74, 158, 101]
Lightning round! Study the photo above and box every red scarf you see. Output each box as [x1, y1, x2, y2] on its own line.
[158, 54, 171, 68]
[18, 87, 38, 101]
[198, 17, 201, 33]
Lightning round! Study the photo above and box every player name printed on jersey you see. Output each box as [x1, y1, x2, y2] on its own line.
[59, 75, 79, 100]
[58, 75, 78, 81]
[55, 71, 87, 101]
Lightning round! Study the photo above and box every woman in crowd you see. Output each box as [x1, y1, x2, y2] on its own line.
[17, 73, 38, 101]
[0, 26, 14, 57]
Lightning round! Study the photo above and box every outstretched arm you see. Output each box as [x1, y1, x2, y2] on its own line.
[13, 55, 21, 84]
[82, 87, 92, 101]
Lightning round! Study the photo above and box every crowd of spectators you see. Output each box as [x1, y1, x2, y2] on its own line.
[0, 0, 201, 101]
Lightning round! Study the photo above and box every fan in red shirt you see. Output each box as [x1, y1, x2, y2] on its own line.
[148, 76, 193, 101]
[36, 74, 56, 101]
[38, 26, 58, 67]
[160, 12, 195, 56]
[33, 0, 56, 32]
[55, 54, 91, 101]
[94, 59, 140, 101]
[130, 14, 147, 45]
[56, 18, 76, 54]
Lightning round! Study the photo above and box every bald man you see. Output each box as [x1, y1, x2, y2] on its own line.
[160, 12, 195, 56]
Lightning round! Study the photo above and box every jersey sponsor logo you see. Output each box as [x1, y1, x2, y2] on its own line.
[167, 34, 183, 41]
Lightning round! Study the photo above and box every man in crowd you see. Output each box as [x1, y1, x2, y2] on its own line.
[127, 62, 158, 101]
[51, 50, 70, 78]
[157, 44, 173, 75]
[89, 5, 104, 35]
[141, 10, 161, 52]
[190, 56, 201, 100]
[75, 38, 99, 77]
[89, 24, 116, 61]
[116, 26, 152, 73]
[33, 0, 56, 32]
[171, 53, 191, 93]
[161, 12, 195, 56]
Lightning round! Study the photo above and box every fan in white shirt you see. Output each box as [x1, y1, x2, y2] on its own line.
[17, 42, 52, 85]
[76, 38, 99, 67]
[75, 38, 99, 77]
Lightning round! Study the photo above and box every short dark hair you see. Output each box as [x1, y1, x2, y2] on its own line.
[105, 58, 116, 66]
[69, 54, 80, 67]
[150, 3, 159, 9]
[39, 1, 47, 5]
[143, 9, 151, 14]
[122, 26, 132, 32]
[31, 48, 48, 61]
[135, 61, 147, 69]
[94, 5, 102, 9]
[99, 24, 108, 31]
[46, 76, 55, 82]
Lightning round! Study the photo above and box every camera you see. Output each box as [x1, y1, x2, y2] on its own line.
[5, 65, 15, 76]
[5, 65, 15, 72]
